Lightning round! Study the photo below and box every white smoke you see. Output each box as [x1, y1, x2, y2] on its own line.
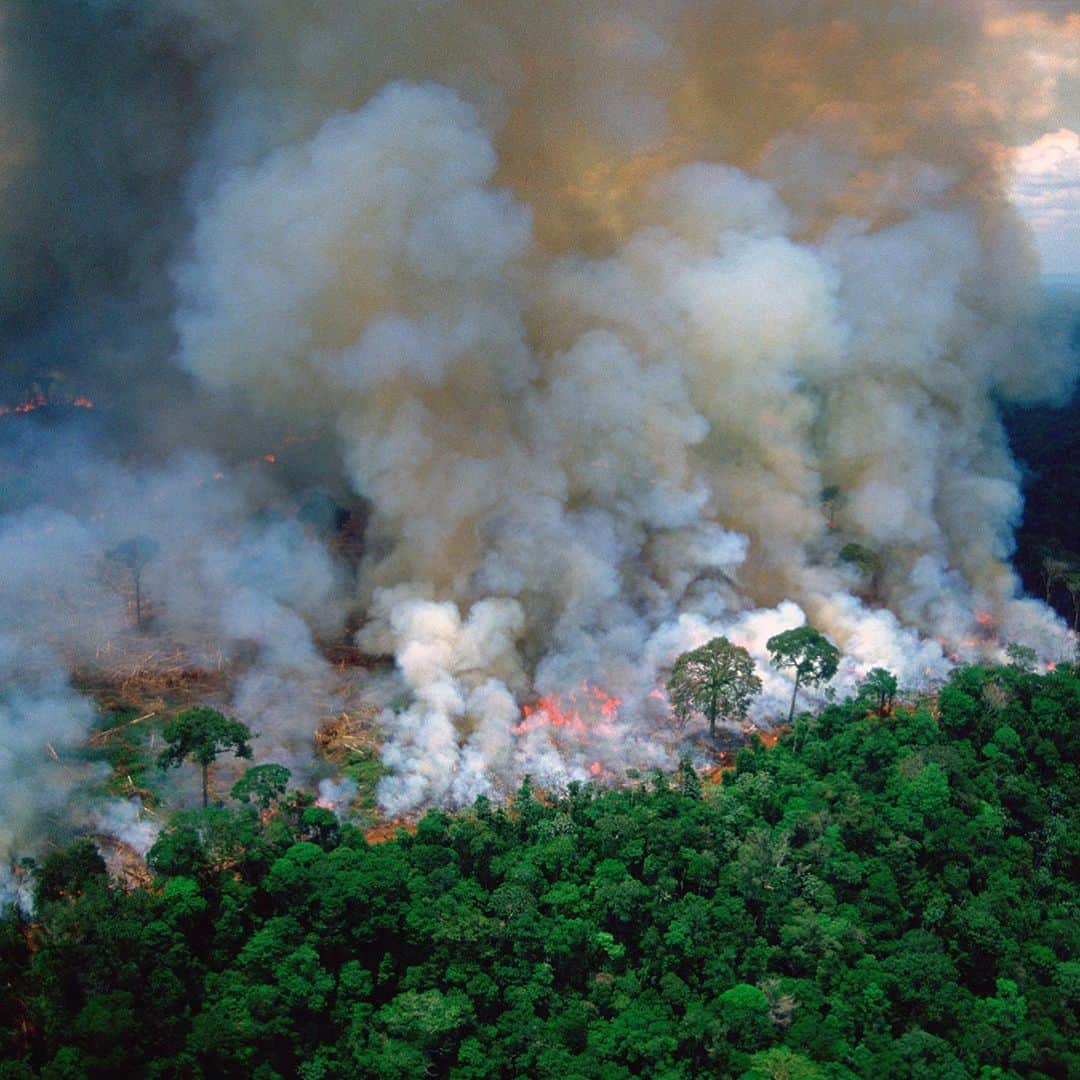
[0, 2, 1077, 835]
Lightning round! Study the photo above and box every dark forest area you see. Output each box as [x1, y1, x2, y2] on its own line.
[1005, 282, 1080, 623]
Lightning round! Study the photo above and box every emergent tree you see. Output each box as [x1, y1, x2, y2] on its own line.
[158, 707, 254, 808]
[766, 626, 841, 724]
[667, 636, 763, 738]
[106, 535, 160, 631]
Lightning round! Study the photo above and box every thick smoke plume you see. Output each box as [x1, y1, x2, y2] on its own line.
[0, 1, 1077, 857]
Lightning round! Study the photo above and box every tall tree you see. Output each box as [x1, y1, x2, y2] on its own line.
[1039, 549, 1075, 604]
[1063, 572, 1080, 631]
[667, 636, 762, 738]
[157, 707, 254, 808]
[766, 626, 840, 724]
[106, 535, 160, 631]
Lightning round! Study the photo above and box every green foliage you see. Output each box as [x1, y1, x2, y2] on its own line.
[667, 636, 763, 737]
[3, 662, 1079, 1078]
[1005, 642, 1037, 673]
[766, 627, 841, 723]
[232, 764, 292, 810]
[33, 840, 107, 906]
[157, 707, 254, 807]
[838, 542, 882, 592]
[857, 668, 898, 713]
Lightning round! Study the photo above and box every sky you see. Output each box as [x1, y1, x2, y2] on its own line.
[1014, 127, 1080, 277]
[1001, 6, 1080, 277]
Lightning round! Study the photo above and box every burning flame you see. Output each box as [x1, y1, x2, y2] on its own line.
[0, 393, 94, 417]
[513, 681, 621, 738]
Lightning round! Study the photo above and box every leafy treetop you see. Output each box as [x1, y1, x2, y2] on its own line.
[157, 707, 254, 808]
[667, 636, 762, 738]
[231, 763, 292, 810]
[766, 625, 840, 723]
[858, 667, 898, 713]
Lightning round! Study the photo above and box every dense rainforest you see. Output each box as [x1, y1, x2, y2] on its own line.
[1, 660, 1078, 1079]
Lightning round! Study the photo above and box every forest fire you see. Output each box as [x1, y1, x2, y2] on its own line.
[513, 682, 622, 740]
[0, 393, 94, 418]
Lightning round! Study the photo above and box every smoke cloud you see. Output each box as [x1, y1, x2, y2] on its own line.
[0, 0, 1077, 865]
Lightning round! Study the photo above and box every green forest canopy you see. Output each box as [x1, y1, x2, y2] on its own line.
[1, 660, 1078, 1079]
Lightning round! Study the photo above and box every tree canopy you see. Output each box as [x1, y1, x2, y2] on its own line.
[766, 626, 841, 723]
[667, 636, 762, 737]
[3, 661, 1078, 1077]
[157, 707, 254, 808]
[858, 667, 898, 714]
[231, 763, 292, 811]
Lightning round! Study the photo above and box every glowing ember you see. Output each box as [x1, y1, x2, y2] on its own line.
[262, 453, 277, 464]
[0, 393, 47, 417]
[0, 393, 94, 417]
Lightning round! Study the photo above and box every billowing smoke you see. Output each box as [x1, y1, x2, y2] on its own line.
[0, 1, 1077, 859]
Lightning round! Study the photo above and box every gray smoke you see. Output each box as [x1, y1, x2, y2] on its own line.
[0, 1, 1077, 857]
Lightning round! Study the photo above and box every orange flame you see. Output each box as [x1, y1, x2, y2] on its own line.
[262, 453, 277, 464]
[514, 681, 621, 738]
[0, 392, 94, 417]
[0, 393, 46, 417]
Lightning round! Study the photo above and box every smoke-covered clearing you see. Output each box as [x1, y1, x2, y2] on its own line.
[0, 1, 1077, 872]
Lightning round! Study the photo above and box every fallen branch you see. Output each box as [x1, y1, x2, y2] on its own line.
[90, 712, 156, 744]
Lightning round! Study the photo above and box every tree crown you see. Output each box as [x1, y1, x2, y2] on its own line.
[765, 626, 840, 686]
[157, 707, 254, 771]
[667, 636, 762, 728]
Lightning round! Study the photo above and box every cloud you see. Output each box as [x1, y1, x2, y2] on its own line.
[1012, 127, 1080, 273]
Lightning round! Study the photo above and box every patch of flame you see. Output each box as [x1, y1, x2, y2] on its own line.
[0, 392, 94, 417]
[514, 681, 621, 739]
